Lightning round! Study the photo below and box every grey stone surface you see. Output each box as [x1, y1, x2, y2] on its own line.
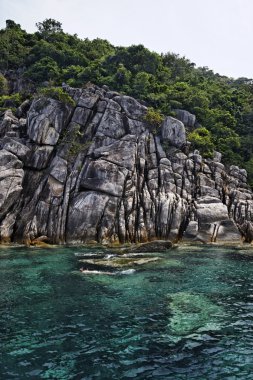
[27, 97, 72, 145]
[161, 116, 186, 149]
[77, 93, 99, 109]
[0, 110, 19, 138]
[80, 159, 128, 197]
[2, 138, 30, 160]
[114, 95, 147, 119]
[0, 150, 24, 219]
[0, 86, 253, 244]
[24, 145, 54, 170]
[175, 109, 196, 128]
[71, 107, 91, 127]
[96, 108, 126, 139]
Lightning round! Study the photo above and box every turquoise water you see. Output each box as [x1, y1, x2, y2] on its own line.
[1, 245, 253, 379]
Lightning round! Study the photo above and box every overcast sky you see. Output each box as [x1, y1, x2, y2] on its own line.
[0, 0, 252, 79]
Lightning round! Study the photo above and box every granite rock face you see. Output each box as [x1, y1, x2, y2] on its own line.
[27, 97, 73, 145]
[175, 109, 196, 129]
[0, 84, 253, 244]
[161, 116, 186, 149]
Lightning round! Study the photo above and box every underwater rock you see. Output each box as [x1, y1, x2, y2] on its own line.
[80, 256, 160, 268]
[167, 292, 224, 338]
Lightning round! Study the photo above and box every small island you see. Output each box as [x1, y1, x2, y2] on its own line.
[1, 15, 253, 380]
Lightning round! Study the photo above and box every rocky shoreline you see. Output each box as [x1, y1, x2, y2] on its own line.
[1, 84, 253, 245]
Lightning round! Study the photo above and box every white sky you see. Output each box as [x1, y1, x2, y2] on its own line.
[0, 0, 252, 79]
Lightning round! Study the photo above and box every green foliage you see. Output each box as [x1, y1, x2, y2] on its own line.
[36, 19, 63, 37]
[145, 107, 164, 125]
[25, 57, 60, 83]
[38, 87, 75, 106]
[144, 107, 164, 134]
[0, 93, 22, 112]
[188, 127, 214, 158]
[0, 73, 8, 95]
[1, 18, 253, 178]
[6, 20, 21, 30]
[132, 72, 154, 98]
[211, 124, 241, 163]
[114, 63, 131, 91]
[59, 124, 91, 158]
[244, 158, 253, 187]
[62, 65, 84, 83]
[0, 21, 28, 69]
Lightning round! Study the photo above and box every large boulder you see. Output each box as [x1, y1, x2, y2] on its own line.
[96, 107, 126, 139]
[77, 92, 99, 109]
[92, 135, 137, 171]
[27, 97, 73, 145]
[175, 109, 196, 128]
[67, 192, 111, 242]
[2, 138, 30, 160]
[23, 145, 54, 170]
[161, 116, 186, 149]
[0, 110, 19, 138]
[80, 159, 128, 197]
[71, 107, 91, 127]
[114, 95, 147, 119]
[183, 196, 242, 243]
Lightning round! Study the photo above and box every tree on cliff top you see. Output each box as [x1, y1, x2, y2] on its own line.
[36, 19, 63, 36]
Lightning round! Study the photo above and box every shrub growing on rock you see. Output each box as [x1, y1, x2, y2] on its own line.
[144, 107, 164, 134]
[0, 73, 8, 95]
[0, 93, 22, 112]
[38, 86, 75, 106]
[188, 127, 214, 158]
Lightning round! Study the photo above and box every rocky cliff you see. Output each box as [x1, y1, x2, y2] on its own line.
[1, 84, 253, 245]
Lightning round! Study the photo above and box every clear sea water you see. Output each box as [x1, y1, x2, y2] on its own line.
[1, 244, 253, 379]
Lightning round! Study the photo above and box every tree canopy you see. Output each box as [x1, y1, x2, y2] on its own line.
[1, 19, 253, 183]
[36, 18, 63, 35]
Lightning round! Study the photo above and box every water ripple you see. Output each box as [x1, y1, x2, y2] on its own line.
[1, 246, 253, 379]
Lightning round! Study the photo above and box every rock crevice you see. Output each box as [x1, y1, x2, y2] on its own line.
[0, 84, 253, 244]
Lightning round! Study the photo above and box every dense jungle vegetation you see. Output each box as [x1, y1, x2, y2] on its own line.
[1, 19, 253, 183]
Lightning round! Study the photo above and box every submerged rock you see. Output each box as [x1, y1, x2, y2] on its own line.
[167, 292, 223, 338]
[80, 256, 160, 268]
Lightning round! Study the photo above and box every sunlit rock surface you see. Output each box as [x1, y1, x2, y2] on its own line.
[0, 84, 253, 244]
